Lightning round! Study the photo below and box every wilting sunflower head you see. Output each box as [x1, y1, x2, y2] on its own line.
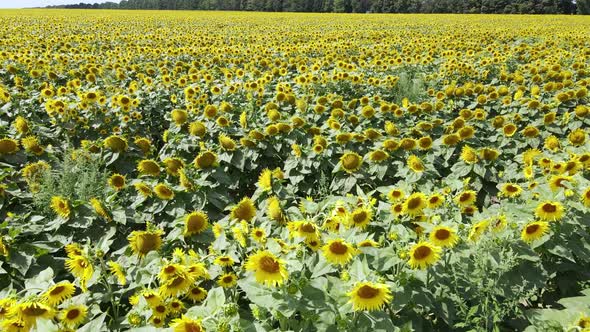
[103, 135, 128, 153]
[128, 228, 163, 257]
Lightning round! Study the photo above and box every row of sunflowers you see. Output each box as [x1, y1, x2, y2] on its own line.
[0, 9, 589, 332]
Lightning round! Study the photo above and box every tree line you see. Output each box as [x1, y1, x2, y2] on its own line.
[45, 0, 589, 14]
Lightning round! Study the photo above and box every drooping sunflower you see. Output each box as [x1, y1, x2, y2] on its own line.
[170, 315, 205, 332]
[184, 211, 209, 236]
[429, 226, 459, 248]
[403, 192, 427, 216]
[347, 206, 372, 229]
[128, 228, 163, 257]
[468, 220, 489, 242]
[340, 152, 363, 173]
[218, 134, 237, 151]
[322, 239, 357, 265]
[107, 261, 126, 286]
[245, 250, 288, 286]
[548, 175, 574, 192]
[460, 145, 478, 164]
[90, 198, 111, 222]
[231, 197, 256, 222]
[163, 157, 185, 176]
[0, 138, 19, 155]
[257, 168, 273, 191]
[568, 128, 586, 146]
[154, 183, 174, 200]
[43, 282, 76, 306]
[59, 304, 87, 328]
[534, 201, 564, 221]
[103, 135, 127, 153]
[51, 196, 71, 219]
[193, 150, 218, 169]
[217, 273, 238, 288]
[500, 183, 522, 198]
[407, 154, 425, 172]
[368, 149, 389, 163]
[134, 182, 152, 197]
[137, 159, 161, 177]
[407, 241, 441, 269]
[347, 282, 392, 311]
[13, 301, 54, 325]
[521, 221, 549, 243]
[267, 196, 287, 223]
[582, 187, 590, 207]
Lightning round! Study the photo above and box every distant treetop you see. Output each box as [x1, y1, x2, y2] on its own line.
[45, 0, 588, 15]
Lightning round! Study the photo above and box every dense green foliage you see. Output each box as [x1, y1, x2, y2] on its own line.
[45, 0, 583, 14]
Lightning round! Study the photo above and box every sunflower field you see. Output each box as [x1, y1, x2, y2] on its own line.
[0, 9, 589, 332]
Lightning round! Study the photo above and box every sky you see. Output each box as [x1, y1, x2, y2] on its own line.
[0, 0, 114, 8]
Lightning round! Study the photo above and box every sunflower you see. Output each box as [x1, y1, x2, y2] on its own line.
[575, 315, 590, 330]
[347, 206, 372, 229]
[455, 190, 477, 207]
[245, 250, 288, 286]
[13, 301, 54, 325]
[403, 192, 427, 216]
[214, 256, 235, 267]
[137, 159, 161, 177]
[258, 168, 273, 191]
[160, 273, 194, 298]
[251, 227, 267, 243]
[184, 211, 209, 236]
[134, 182, 152, 197]
[358, 239, 379, 248]
[108, 173, 126, 191]
[429, 226, 458, 248]
[368, 149, 389, 163]
[163, 158, 184, 176]
[340, 152, 363, 173]
[107, 261, 126, 285]
[90, 198, 111, 222]
[193, 150, 218, 169]
[217, 273, 238, 288]
[387, 188, 405, 202]
[407, 154, 425, 172]
[231, 197, 256, 222]
[43, 282, 76, 306]
[322, 239, 357, 265]
[171, 315, 204, 332]
[347, 282, 392, 311]
[460, 145, 478, 164]
[128, 228, 163, 257]
[427, 193, 445, 208]
[0, 138, 19, 155]
[535, 201, 564, 221]
[288, 220, 320, 241]
[500, 183, 522, 198]
[267, 196, 287, 223]
[154, 183, 174, 200]
[134, 137, 152, 154]
[521, 221, 549, 243]
[218, 134, 237, 151]
[186, 286, 208, 302]
[407, 241, 441, 269]
[468, 220, 489, 242]
[103, 135, 127, 153]
[568, 128, 586, 146]
[51, 196, 71, 219]
[65, 254, 93, 291]
[582, 187, 590, 207]
[548, 175, 573, 192]
[59, 305, 87, 328]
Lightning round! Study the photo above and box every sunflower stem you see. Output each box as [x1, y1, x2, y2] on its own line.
[384, 302, 397, 326]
